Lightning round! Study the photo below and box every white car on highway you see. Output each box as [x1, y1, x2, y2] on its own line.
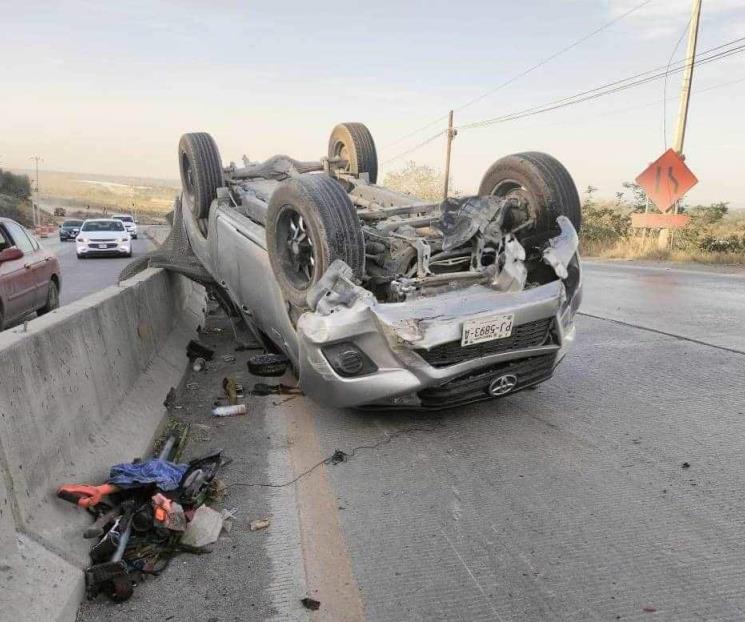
[112, 214, 138, 239]
[76, 219, 132, 259]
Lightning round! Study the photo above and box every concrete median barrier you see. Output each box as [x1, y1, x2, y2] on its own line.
[0, 265, 205, 621]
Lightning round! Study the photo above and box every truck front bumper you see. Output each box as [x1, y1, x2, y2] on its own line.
[296, 273, 581, 409]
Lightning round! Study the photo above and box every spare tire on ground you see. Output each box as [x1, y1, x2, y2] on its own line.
[266, 174, 365, 308]
[328, 122, 378, 184]
[478, 152, 581, 241]
[178, 132, 224, 222]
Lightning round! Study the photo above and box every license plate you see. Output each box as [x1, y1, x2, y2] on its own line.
[98, 244, 108, 249]
[461, 313, 514, 346]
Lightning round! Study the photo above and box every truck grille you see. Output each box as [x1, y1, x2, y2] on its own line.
[415, 318, 553, 367]
[417, 353, 556, 409]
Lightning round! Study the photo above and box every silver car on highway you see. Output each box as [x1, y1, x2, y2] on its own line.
[177, 123, 582, 409]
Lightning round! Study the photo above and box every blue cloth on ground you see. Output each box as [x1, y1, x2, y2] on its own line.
[108, 459, 188, 491]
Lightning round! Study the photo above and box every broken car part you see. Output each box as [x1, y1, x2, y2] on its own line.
[247, 352, 290, 377]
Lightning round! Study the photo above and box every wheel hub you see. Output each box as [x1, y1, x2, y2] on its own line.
[283, 211, 315, 282]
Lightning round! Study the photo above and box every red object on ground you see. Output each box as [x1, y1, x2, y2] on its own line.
[57, 483, 120, 509]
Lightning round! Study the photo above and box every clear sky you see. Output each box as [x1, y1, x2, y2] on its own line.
[1, 0, 743, 206]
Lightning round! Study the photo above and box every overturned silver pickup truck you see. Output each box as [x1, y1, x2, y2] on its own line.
[176, 122, 582, 409]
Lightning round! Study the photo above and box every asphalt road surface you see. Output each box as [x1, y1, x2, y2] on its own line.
[43, 235, 155, 306]
[79, 260, 745, 622]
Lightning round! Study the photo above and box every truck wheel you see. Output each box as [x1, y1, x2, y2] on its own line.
[178, 132, 224, 221]
[37, 280, 59, 315]
[328, 123, 378, 184]
[267, 175, 364, 308]
[478, 152, 581, 237]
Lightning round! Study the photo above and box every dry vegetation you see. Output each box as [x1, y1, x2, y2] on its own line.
[385, 162, 745, 265]
[580, 185, 745, 265]
[16, 169, 179, 220]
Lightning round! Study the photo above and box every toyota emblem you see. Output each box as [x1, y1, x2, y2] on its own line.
[488, 374, 518, 396]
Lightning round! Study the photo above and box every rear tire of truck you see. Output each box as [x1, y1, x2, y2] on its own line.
[478, 152, 581, 239]
[328, 123, 378, 184]
[266, 175, 365, 308]
[178, 132, 224, 222]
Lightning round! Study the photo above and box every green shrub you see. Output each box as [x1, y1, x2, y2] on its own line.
[0, 169, 32, 200]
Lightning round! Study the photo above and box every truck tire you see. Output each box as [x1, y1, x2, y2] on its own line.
[328, 123, 378, 184]
[178, 132, 224, 221]
[266, 175, 364, 308]
[478, 152, 581, 237]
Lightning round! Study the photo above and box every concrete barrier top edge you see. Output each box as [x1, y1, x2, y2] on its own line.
[0, 267, 166, 350]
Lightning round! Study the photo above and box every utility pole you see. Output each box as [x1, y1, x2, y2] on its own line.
[662, 0, 701, 246]
[673, 0, 702, 159]
[443, 110, 457, 200]
[29, 155, 43, 227]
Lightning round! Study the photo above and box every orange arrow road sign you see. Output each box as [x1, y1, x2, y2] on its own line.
[635, 149, 698, 212]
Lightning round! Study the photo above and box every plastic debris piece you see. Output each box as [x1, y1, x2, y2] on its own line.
[222, 354, 236, 363]
[301, 597, 321, 611]
[249, 518, 271, 531]
[181, 506, 224, 548]
[212, 404, 247, 417]
[108, 459, 188, 491]
[193, 357, 206, 372]
[682, 462, 691, 469]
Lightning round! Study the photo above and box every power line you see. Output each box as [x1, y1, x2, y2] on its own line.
[381, 130, 446, 165]
[382, 39, 745, 166]
[382, 0, 654, 151]
[457, 37, 745, 131]
[489, 75, 745, 130]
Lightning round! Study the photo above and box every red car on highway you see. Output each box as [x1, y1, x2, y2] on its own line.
[0, 217, 61, 330]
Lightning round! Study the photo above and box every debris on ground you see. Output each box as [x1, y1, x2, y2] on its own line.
[249, 518, 271, 531]
[222, 354, 236, 363]
[212, 404, 247, 417]
[301, 597, 321, 611]
[330, 449, 349, 465]
[251, 382, 303, 396]
[55, 435, 227, 603]
[222, 376, 244, 404]
[163, 387, 176, 408]
[181, 506, 224, 548]
[186, 339, 215, 361]
[682, 462, 691, 469]
[247, 352, 290, 377]
[192, 357, 207, 372]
